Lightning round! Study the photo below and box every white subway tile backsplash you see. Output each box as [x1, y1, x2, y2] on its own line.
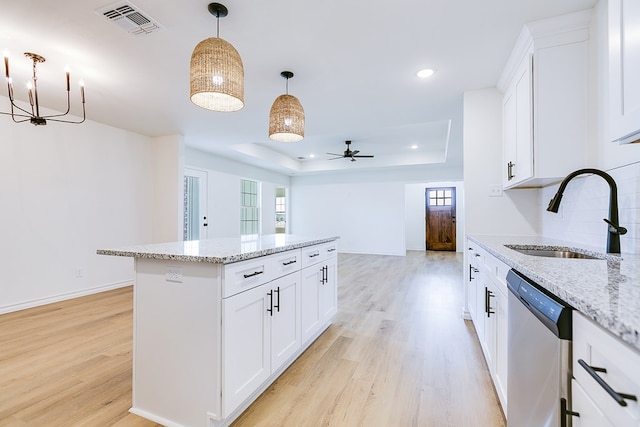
[540, 163, 640, 254]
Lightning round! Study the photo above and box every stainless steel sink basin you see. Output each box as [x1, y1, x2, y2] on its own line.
[504, 245, 604, 260]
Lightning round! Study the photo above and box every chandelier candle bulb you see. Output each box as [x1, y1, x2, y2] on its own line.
[80, 81, 85, 103]
[3, 52, 8, 78]
[65, 67, 70, 91]
[27, 82, 34, 106]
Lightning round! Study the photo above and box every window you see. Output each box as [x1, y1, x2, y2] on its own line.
[275, 187, 286, 234]
[428, 189, 453, 206]
[241, 179, 259, 235]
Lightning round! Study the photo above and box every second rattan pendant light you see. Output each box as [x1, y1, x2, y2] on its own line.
[269, 71, 304, 142]
[190, 3, 244, 112]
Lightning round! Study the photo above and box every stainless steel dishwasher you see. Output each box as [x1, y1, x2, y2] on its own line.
[506, 269, 575, 427]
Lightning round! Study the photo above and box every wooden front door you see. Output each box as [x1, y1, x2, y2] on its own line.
[425, 187, 456, 251]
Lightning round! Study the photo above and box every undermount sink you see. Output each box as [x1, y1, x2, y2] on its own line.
[504, 245, 604, 260]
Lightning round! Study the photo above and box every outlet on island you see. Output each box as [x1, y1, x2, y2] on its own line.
[165, 267, 183, 283]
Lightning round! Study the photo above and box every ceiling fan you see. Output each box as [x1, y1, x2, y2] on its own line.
[327, 140, 375, 162]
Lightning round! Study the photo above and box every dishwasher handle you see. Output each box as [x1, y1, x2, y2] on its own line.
[578, 359, 638, 407]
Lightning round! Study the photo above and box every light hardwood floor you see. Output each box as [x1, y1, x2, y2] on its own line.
[0, 251, 505, 427]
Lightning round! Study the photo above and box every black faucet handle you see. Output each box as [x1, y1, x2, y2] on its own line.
[603, 218, 628, 235]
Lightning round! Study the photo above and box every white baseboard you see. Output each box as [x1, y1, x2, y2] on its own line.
[0, 280, 132, 315]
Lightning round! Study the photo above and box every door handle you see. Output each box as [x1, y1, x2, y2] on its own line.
[267, 290, 273, 316]
[486, 290, 495, 317]
[578, 359, 638, 406]
[273, 287, 280, 312]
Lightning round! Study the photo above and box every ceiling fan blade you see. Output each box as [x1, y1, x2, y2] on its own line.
[326, 152, 343, 156]
[352, 150, 360, 156]
[350, 157, 356, 162]
[353, 155, 374, 158]
[328, 156, 343, 160]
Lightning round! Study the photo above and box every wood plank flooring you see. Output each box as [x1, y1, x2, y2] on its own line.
[0, 251, 505, 427]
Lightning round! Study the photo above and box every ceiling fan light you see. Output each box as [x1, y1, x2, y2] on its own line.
[190, 37, 244, 112]
[269, 93, 304, 142]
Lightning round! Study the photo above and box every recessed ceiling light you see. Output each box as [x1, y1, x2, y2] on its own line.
[309, 154, 315, 158]
[417, 69, 435, 79]
[411, 144, 419, 149]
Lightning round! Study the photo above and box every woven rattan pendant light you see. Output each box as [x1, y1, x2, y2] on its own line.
[269, 71, 304, 142]
[190, 3, 244, 112]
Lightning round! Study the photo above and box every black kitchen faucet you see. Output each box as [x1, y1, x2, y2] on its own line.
[547, 168, 627, 254]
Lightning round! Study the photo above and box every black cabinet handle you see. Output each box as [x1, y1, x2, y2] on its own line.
[561, 397, 579, 427]
[484, 287, 489, 314]
[274, 287, 280, 312]
[507, 161, 515, 181]
[282, 259, 297, 266]
[309, 253, 320, 258]
[469, 264, 474, 282]
[243, 270, 264, 279]
[327, 248, 336, 252]
[578, 359, 638, 407]
[486, 290, 495, 317]
[266, 290, 273, 316]
[321, 265, 328, 284]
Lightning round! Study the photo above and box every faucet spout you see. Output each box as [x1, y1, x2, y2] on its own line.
[547, 168, 627, 254]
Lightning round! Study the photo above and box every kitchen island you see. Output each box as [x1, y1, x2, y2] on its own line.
[98, 234, 339, 427]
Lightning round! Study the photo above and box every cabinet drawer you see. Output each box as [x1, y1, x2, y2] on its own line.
[573, 312, 640, 426]
[223, 257, 272, 298]
[321, 241, 338, 259]
[301, 245, 324, 268]
[271, 249, 302, 279]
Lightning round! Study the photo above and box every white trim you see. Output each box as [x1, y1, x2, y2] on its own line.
[129, 407, 184, 427]
[0, 280, 132, 314]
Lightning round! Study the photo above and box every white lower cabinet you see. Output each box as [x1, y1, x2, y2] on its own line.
[301, 251, 337, 344]
[572, 312, 640, 426]
[466, 238, 509, 414]
[572, 378, 613, 427]
[222, 272, 301, 416]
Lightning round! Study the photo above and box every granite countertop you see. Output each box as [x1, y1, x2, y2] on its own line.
[97, 234, 339, 264]
[468, 235, 640, 352]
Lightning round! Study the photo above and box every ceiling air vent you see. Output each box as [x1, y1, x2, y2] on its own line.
[96, 1, 165, 36]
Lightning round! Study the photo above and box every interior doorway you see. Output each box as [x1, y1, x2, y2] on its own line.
[425, 187, 456, 251]
[184, 168, 208, 241]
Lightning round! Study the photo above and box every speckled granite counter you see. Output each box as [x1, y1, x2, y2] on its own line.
[97, 234, 339, 264]
[468, 235, 640, 352]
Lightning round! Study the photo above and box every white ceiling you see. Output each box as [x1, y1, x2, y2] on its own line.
[0, 0, 597, 175]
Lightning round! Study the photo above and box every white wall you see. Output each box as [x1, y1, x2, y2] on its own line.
[462, 88, 539, 237]
[185, 148, 291, 238]
[152, 135, 184, 243]
[405, 181, 465, 252]
[0, 109, 155, 313]
[291, 180, 406, 256]
[290, 164, 463, 256]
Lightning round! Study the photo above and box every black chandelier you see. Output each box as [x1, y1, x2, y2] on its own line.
[2, 52, 85, 126]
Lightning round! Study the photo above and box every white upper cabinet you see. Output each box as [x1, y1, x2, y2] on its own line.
[609, 0, 640, 144]
[498, 10, 592, 189]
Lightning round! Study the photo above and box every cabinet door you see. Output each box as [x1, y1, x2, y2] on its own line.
[609, 0, 640, 143]
[301, 265, 322, 343]
[572, 379, 613, 427]
[493, 286, 508, 412]
[467, 262, 478, 321]
[483, 278, 497, 372]
[319, 258, 338, 323]
[474, 276, 487, 346]
[222, 284, 270, 416]
[270, 273, 301, 372]
[503, 87, 517, 187]
[513, 54, 533, 186]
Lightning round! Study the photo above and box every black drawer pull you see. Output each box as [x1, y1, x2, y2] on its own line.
[578, 359, 638, 407]
[309, 253, 320, 258]
[327, 248, 336, 252]
[243, 270, 264, 279]
[282, 260, 297, 266]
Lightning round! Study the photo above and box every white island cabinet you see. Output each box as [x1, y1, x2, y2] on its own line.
[97, 235, 339, 427]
